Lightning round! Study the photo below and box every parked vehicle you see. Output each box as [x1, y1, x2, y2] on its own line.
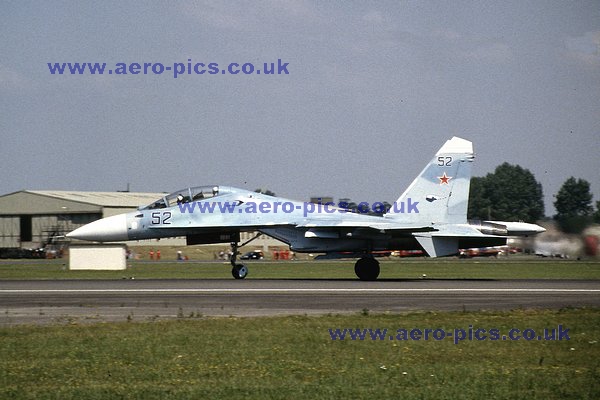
[240, 250, 264, 260]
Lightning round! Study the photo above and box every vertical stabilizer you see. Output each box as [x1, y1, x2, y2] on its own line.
[385, 137, 474, 225]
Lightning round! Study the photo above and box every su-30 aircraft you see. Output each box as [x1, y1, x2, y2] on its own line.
[67, 137, 545, 280]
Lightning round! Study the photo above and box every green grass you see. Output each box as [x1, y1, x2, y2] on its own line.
[0, 257, 599, 280]
[0, 308, 599, 399]
[1, 257, 598, 398]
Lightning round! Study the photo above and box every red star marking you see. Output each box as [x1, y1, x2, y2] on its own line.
[438, 172, 452, 185]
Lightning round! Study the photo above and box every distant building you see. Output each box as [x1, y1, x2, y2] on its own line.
[309, 196, 334, 204]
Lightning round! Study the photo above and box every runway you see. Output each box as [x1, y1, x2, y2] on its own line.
[1, 279, 599, 325]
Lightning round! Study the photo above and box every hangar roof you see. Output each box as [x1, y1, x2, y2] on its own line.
[0, 190, 165, 215]
[25, 190, 165, 208]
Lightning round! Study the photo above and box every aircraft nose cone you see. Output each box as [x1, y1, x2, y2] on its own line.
[66, 214, 128, 242]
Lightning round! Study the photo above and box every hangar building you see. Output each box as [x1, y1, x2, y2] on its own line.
[0, 190, 163, 248]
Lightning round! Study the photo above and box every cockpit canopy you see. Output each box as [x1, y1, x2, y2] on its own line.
[141, 185, 227, 210]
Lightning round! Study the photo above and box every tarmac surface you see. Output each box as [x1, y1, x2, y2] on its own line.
[1, 279, 599, 325]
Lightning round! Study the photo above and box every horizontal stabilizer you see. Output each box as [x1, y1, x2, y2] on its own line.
[415, 235, 459, 257]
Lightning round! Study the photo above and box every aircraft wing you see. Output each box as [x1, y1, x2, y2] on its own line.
[411, 224, 504, 257]
[295, 218, 434, 232]
[297, 217, 502, 257]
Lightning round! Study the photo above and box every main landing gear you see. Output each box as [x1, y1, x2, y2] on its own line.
[354, 256, 380, 281]
[229, 232, 263, 280]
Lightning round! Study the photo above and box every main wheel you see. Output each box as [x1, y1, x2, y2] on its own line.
[354, 257, 380, 281]
[231, 263, 248, 279]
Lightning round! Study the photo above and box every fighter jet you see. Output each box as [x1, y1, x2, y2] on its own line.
[67, 137, 545, 280]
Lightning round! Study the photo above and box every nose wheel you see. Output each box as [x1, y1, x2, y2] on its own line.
[231, 263, 248, 279]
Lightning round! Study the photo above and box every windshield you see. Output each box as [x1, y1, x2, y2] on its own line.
[142, 185, 223, 210]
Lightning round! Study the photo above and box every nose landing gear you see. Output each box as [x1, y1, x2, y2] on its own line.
[228, 232, 263, 279]
[229, 241, 248, 279]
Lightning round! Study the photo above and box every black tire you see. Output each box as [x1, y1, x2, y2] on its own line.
[231, 263, 248, 279]
[354, 257, 380, 281]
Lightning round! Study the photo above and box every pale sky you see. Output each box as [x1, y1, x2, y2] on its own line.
[2, 1, 599, 216]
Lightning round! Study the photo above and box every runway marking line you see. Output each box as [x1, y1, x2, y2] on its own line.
[1, 288, 599, 294]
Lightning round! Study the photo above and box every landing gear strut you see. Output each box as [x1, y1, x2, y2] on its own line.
[354, 256, 380, 281]
[230, 242, 248, 279]
[229, 232, 263, 280]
